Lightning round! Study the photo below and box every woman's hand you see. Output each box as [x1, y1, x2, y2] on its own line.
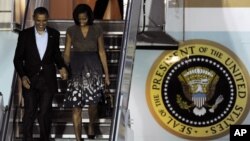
[59, 67, 68, 80]
[105, 75, 110, 86]
[22, 75, 31, 89]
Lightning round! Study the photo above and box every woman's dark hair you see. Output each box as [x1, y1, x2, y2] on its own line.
[73, 4, 94, 25]
[33, 7, 49, 17]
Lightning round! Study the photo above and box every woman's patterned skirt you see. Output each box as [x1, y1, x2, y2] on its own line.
[63, 52, 104, 107]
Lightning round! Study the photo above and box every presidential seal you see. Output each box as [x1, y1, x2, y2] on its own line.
[146, 39, 250, 139]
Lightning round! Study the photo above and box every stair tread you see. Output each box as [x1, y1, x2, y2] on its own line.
[15, 135, 111, 139]
[15, 135, 110, 140]
[15, 124, 111, 135]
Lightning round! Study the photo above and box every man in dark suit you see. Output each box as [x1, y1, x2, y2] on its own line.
[13, 7, 67, 141]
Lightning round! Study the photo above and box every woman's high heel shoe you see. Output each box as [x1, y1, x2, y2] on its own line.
[87, 135, 95, 139]
[87, 124, 96, 139]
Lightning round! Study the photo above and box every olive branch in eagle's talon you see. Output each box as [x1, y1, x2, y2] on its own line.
[176, 94, 192, 112]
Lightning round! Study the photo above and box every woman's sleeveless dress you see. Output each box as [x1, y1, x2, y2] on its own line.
[63, 24, 104, 107]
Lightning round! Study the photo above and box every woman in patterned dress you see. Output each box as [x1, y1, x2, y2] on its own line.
[63, 4, 110, 141]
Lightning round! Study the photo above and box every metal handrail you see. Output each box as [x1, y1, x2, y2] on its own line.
[0, 0, 31, 140]
[22, 0, 30, 29]
[0, 73, 18, 141]
[110, 0, 142, 140]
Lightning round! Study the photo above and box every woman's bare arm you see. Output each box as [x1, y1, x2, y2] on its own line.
[64, 33, 72, 65]
[98, 34, 110, 86]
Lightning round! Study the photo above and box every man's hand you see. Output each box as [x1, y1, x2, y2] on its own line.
[59, 67, 68, 80]
[22, 76, 31, 89]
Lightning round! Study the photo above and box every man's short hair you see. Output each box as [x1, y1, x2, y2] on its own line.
[33, 7, 49, 17]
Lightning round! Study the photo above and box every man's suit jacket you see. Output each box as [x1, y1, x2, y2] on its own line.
[13, 26, 65, 92]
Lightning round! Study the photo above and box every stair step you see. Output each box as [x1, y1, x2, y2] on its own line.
[47, 20, 124, 33]
[14, 138, 108, 141]
[14, 108, 113, 122]
[15, 122, 110, 137]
